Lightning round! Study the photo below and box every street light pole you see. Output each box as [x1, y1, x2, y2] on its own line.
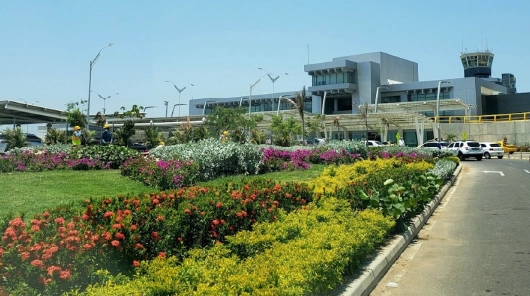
[436, 80, 450, 138]
[249, 76, 265, 117]
[164, 101, 169, 117]
[165, 81, 194, 118]
[91, 91, 119, 114]
[87, 43, 114, 128]
[171, 103, 187, 117]
[258, 67, 288, 111]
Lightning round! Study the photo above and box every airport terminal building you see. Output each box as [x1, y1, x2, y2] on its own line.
[189, 50, 529, 143]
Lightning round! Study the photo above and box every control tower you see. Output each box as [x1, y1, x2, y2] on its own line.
[460, 50, 494, 78]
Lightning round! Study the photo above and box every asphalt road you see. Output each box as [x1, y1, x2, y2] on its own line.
[370, 158, 530, 296]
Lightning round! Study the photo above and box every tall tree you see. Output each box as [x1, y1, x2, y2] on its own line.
[284, 86, 307, 142]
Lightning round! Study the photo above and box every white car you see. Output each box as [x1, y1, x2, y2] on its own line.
[418, 141, 449, 150]
[480, 142, 504, 159]
[363, 140, 384, 147]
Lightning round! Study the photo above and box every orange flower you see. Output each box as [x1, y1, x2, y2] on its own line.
[184, 209, 191, 215]
[111, 240, 120, 248]
[157, 215, 164, 222]
[31, 259, 43, 268]
[59, 269, 71, 279]
[158, 252, 166, 259]
[133, 260, 140, 267]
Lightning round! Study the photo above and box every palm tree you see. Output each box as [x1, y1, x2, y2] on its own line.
[284, 86, 307, 142]
[1, 127, 27, 151]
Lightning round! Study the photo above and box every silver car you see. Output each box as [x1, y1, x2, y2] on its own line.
[480, 142, 504, 159]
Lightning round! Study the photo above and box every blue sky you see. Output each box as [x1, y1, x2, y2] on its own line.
[1, 0, 529, 120]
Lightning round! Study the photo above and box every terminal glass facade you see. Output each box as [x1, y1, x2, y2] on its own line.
[312, 72, 355, 86]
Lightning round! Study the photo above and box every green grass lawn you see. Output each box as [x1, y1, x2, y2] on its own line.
[0, 170, 154, 220]
[0, 165, 329, 221]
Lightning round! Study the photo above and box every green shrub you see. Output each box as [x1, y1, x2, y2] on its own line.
[78, 199, 395, 296]
[69, 145, 139, 169]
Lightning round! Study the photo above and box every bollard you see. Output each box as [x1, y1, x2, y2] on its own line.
[521, 152, 523, 159]
[508, 152, 510, 159]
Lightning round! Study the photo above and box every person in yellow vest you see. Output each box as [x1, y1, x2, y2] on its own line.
[219, 131, 228, 143]
[72, 126, 82, 146]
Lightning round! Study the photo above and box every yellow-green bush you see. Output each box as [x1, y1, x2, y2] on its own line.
[443, 155, 460, 165]
[79, 199, 394, 296]
[310, 159, 401, 194]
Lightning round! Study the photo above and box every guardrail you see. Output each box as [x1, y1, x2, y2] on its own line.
[433, 112, 530, 124]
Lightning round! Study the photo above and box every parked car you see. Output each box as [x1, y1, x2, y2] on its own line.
[495, 140, 517, 154]
[418, 141, 449, 150]
[306, 138, 327, 145]
[447, 140, 483, 161]
[362, 140, 385, 147]
[480, 142, 504, 159]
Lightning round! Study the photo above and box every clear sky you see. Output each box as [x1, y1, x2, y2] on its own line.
[1, 0, 529, 120]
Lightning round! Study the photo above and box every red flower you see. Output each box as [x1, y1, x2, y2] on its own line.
[200, 211, 205, 216]
[184, 209, 192, 215]
[59, 269, 71, 279]
[103, 211, 114, 219]
[151, 232, 160, 241]
[115, 232, 125, 240]
[216, 202, 223, 208]
[152, 199, 160, 205]
[82, 214, 90, 221]
[192, 206, 198, 211]
[21, 252, 30, 261]
[111, 240, 120, 248]
[134, 243, 145, 250]
[133, 260, 140, 267]
[54, 217, 65, 225]
[212, 219, 220, 225]
[158, 252, 166, 259]
[157, 215, 164, 222]
[31, 259, 43, 268]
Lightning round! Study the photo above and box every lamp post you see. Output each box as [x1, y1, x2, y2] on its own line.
[202, 101, 219, 115]
[258, 67, 288, 111]
[91, 91, 119, 114]
[374, 86, 389, 113]
[164, 101, 169, 117]
[87, 43, 114, 128]
[171, 103, 187, 117]
[143, 106, 158, 117]
[165, 81, 194, 118]
[436, 80, 451, 138]
[249, 76, 265, 117]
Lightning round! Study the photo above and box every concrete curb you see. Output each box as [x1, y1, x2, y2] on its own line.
[338, 164, 463, 296]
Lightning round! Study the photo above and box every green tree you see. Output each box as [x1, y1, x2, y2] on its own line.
[113, 105, 145, 146]
[283, 86, 307, 142]
[144, 125, 165, 148]
[1, 127, 27, 151]
[205, 106, 263, 143]
[270, 114, 301, 147]
[65, 100, 87, 128]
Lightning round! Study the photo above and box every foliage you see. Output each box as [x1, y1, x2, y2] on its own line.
[270, 114, 301, 147]
[0, 150, 109, 173]
[69, 145, 140, 169]
[427, 159, 457, 181]
[44, 128, 69, 145]
[143, 125, 165, 149]
[120, 157, 200, 189]
[445, 133, 457, 142]
[148, 138, 263, 181]
[205, 106, 247, 142]
[65, 100, 87, 128]
[79, 200, 394, 296]
[0, 126, 27, 151]
[113, 105, 145, 146]
[283, 86, 307, 142]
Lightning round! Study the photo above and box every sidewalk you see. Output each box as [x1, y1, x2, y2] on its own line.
[503, 151, 530, 160]
[335, 165, 463, 296]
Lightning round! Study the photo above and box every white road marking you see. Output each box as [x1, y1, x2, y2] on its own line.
[525, 169, 530, 174]
[482, 171, 505, 176]
[406, 241, 423, 260]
